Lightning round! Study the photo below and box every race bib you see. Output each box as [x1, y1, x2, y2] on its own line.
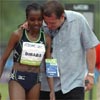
[45, 59, 60, 77]
[20, 42, 46, 66]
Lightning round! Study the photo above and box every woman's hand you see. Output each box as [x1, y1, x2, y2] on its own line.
[50, 91, 55, 100]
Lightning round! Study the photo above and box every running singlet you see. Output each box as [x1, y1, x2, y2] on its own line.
[13, 29, 46, 66]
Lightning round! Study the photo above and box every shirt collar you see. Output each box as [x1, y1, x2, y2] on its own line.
[64, 10, 76, 22]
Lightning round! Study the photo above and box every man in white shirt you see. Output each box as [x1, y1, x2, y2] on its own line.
[40, 1, 99, 100]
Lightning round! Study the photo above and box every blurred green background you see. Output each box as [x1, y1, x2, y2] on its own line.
[0, 0, 100, 100]
[0, 0, 100, 45]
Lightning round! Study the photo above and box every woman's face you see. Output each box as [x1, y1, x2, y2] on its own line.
[27, 10, 43, 31]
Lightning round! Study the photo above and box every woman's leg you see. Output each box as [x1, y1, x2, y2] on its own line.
[26, 83, 41, 100]
[9, 80, 25, 100]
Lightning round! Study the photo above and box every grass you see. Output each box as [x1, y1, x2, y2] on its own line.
[0, 83, 97, 100]
[85, 85, 97, 100]
[0, 83, 9, 100]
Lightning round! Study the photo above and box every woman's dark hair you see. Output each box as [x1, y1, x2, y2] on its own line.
[26, 2, 43, 18]
[42, 0, 64, 19]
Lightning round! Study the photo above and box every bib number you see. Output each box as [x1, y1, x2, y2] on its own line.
[20, 42, 45, 66]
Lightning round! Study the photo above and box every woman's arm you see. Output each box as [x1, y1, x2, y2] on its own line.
[0, 28, 22, 78]
[45, 33, 55, 100]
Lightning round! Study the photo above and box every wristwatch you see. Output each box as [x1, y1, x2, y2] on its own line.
[88, 72, 95, 78]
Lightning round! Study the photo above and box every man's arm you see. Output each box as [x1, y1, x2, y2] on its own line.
[86, 47, 96, 73]
[85, 47, 96, 91]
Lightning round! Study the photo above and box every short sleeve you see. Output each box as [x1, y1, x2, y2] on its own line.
[80, 15, 99, 49]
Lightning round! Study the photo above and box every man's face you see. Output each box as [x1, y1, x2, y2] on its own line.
[43, 13, 63, 30]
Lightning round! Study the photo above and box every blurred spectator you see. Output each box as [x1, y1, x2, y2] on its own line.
[94, 43, 100, 83]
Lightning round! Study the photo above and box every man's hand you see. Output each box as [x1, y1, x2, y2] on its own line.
[85, 73, 94, 91]
[20, 21, 28, 30]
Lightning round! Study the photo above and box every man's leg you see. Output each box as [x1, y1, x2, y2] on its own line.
[63, 87, 84, 100]
[40, 90, 64, 100]
[39, 91, 50, 100]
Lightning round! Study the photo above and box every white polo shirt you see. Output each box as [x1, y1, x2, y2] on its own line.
[41, 10, 99, 94]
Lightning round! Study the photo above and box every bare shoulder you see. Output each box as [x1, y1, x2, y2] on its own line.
[6, 28, 23, 46]
[11, 28, 23, 40]
[13, 27, 23, 36]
